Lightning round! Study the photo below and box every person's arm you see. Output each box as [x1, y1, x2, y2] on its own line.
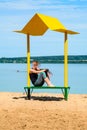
[30, 69, 46, 74]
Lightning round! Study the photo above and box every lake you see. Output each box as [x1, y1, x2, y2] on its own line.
[0, 63, 87, 94]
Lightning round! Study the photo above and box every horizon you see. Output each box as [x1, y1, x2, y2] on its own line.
[1, 55, 87, 59]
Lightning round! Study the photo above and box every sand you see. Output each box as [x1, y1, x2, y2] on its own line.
[0, 92, 87, 130]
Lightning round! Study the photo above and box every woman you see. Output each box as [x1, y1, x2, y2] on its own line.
[30, 61, 54, 87]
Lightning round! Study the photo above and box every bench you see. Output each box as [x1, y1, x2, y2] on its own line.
[24, 86, 70, 100]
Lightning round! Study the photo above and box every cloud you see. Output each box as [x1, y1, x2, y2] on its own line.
[0, 0, 38, 10]
[0, 0, 86, 11]
[67, 23, 87, 30]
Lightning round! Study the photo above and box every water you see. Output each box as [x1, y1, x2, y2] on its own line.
[0, 63, 87, 94]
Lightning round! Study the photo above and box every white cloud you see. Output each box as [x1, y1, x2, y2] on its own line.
[0, 0, 86, 11]
[67, 23, 87, 30]
[0, 0, 38, 10]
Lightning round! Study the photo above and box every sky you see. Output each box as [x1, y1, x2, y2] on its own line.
[0, 0, 87, 57]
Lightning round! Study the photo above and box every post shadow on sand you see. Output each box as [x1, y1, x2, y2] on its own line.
[13, 95, 64, 101]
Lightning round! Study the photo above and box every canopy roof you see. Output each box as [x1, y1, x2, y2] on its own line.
[14, 13, 79, 36]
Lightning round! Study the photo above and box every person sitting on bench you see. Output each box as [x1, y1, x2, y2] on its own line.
[30, 61, 54, 87]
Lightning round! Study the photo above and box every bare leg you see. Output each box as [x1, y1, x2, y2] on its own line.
[44, 77, 54, 87]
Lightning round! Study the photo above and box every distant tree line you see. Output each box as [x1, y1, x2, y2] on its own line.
[0, 55, 87, 63]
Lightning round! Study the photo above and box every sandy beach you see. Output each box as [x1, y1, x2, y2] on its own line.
[0, 92, 87, 130]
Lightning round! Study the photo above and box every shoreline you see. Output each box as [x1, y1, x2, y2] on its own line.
[0, 92, 87, 130]
[1, 62, 87, 64]
[0, 91, 87, 94]
[1, 55, 87, 64]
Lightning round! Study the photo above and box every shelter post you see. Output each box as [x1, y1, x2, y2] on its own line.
[27, 34, 30, 99]
[64, 32, 68, 100]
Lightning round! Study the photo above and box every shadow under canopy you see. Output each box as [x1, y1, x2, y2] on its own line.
[14, 13, 79, 100]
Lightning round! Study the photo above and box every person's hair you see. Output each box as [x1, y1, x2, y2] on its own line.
[32, 60, 39, 65]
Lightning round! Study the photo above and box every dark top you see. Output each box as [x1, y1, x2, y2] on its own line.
[29, 68, 49, 85]
[29, 73, 38, 85]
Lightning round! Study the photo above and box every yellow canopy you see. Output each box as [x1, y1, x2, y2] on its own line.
[14, 13, 79, 100]
[14, 13, 79, 36]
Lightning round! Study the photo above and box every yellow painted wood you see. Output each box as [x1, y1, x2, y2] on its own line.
[14, 13, 79, 90]
[27, 34, 30, 87]
[64, 33, 68, 88]
[14, 13, 79, 35]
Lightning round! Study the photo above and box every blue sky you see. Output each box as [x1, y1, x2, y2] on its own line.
[0, 0, 87, 57]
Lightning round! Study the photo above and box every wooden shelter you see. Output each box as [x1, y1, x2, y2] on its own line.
[14, 13, 79, 100]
